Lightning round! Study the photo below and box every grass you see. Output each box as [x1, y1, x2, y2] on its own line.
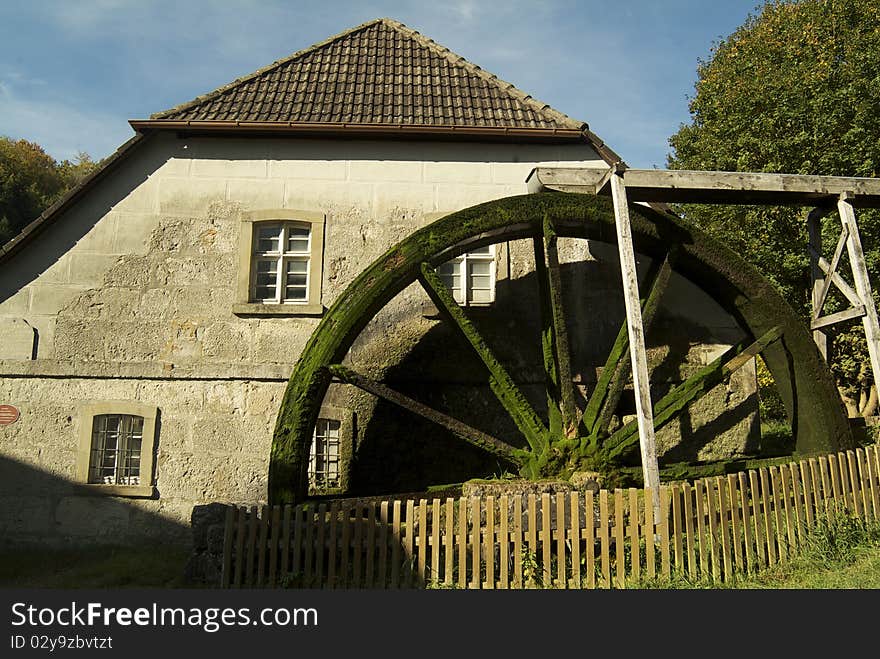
[0, 544, 190, 588]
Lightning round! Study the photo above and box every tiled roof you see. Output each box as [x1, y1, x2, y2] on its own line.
[147, 18, 586, 131]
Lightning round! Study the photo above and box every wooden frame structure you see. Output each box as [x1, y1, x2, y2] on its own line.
[527, 165, 880, 506]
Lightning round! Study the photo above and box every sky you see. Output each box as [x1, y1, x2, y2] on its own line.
[0, 0, 765, 168]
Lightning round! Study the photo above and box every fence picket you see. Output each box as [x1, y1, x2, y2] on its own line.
[682, 484, 696, 579]
[527, 495, 537, 587]
[727, 474, 743, 575]
[694, 481, 707, 578]
[471, 496, 481, 589]
[848, 451, 863, 519]
[444, 498, 454, 587]
[671, 485, 683, 576]
[585, 490, 596, 588]
[614, 489, 625, 588]
[417, 499, 428, 586]
[303, 506, 315, 588]
[268, 505, 281, 587]
[280, 506, 291, 583]
[500, 495, 509, 589]
[800, 461, 814, 529]
[759, 469, 776, 566]
[749, 471, 765, 569]
[558, 493, 568, 588]
[738, 472, 754, 574]
[221, 506, 235, 589]
[660, 487, 671, 579]
[352, 504, 363, 588]
[599, 490, 610, 588]
[572, 492, 582, 588]
[245, 505, 258, 587]
[458, 498, 467, 590]
[328, 502, 339, 589]
[486, 496, 495, 590]
[770, 467, 787, 561]
[716, 478, 732, 582]
[365, 503, 376, 588]
[705, 480, 720, 583]
[867, 446, 880, 521]
[431, 499, 441, 587]
[378, 501, 389, 589]
[233, 506, 246, 588]
[856, 449, 871, 521]
[292, 505, 303, 583]
[644, 487, 655, 581]
[513, 495, 523, 589]
[390, 501, 401, 589]
[780, 466, 797, 552]
[790, 465, 805, 548]
[404, 500, 415, 589]
[629, 488, 641, 583]
[829, 454, 843, 512]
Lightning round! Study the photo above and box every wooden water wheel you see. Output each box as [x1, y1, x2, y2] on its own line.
[268, 191, 851, 503]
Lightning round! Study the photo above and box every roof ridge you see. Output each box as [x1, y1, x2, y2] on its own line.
[380, 19, 585, 131]
[149, 18, 387, 120]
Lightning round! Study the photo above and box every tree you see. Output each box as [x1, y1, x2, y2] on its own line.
[667, 0, 880, 417]
[0, 137, 98, 245]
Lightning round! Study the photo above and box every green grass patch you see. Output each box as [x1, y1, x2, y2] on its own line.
[0, 544, 190, 588]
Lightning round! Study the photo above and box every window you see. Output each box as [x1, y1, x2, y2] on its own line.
[234, 210, 325, 316]
[309, 418, 340, 489]
[76, 401, 157, 497]
[437, 245, 496, 305]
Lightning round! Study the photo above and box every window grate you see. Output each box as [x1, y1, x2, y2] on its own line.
[88, 414, 144, 485]
[309, 418, 340, 489]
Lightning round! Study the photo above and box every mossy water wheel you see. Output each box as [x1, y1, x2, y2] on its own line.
[269, 193, 852, 503]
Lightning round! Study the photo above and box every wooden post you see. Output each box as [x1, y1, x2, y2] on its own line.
[838, 193, 880, 387]
[807, 208, 829, 360]
[609, 164, 661, 514]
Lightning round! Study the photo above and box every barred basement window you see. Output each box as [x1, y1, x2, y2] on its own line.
[88, 414, 143, 485]
[309, 418, 340, 489]
[437, 245, 496, 306]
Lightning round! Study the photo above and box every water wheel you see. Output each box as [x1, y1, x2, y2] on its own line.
[269, 192, 852, 503]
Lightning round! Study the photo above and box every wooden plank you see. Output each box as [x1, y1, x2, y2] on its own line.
[629, 488, 641, 583]
[404, 500, 415, 589]
[378, 501, 389, 589]
[780, 466, 797, 552]
[541, 493, 552, 588]
[614, 489, 625, 588]
[807, 209, 829, 358]
[513, 495, 523, 589]
[609, 168, 661, 509]
[694, 480, 707, 578]
[789, 465, 805, 549]
[809, 458, 823, 521]
[351, 504, 363, 588]
[417, 499, 428, 586]
[644, 487, 655, 580]
[800, 461, 815, 529]
[314, 504, 326, 588]
[829, 454, 844, 512]
[390, 500, 401, 589]
[431, 499, 441, 586]
[327, 502, 339, 590]
[838, 195, 880, 387]
[813, 224, 849, 323]
[500, 495, 509, 589]
[486, 496, 495, 590]
[268, 505, 281, 587]
[682, 483, 696, 579]
[527, 494, 537, 587]
[558, 493, 568, 588]
[671, 484, 684, 575]
[660, 486, 671, 579]
[812, 252, 864, 308]
[472, 496, 481, 589]
[727, 474, 743, 575]
[599, 490, 610, 588]
[819, 456, 833, 514]
[867, 446, 880, 521]
[364, 503, 376, 588]
[716, 478, 732, 582]
[848, 451, 863, 519]
[291, 505, 303, 583]
[444, 498, 454, 587]
[571, 492, 582, 588]
[220, 506, 236, 589]
[856, 449, 872, 521]
[280, 505, 291, 584]
[255, 505, 269, 587]
[739, 472, 754, 574]
[245, 505, 258, 587]
[303, 505, 315, 588]
[810, 305, 866, 331]
[458, 497, 468, 589]
[339, 504, 351, 589]
[585, 490, 596, 588]
[234, 506, 247, 588]
[770, 467, 787, 561]
[749, 471, 765, 569]
[705, 479, 721, 583]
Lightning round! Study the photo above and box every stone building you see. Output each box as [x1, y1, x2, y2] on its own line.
[0, 18, 757, 548]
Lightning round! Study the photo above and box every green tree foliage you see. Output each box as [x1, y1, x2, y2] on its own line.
[0, 136, 98, 246]
[668, 0, 880, 416]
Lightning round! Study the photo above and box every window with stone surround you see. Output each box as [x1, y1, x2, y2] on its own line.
[76, 401, 157, 497]
[234, 210, 325, 316]
[307, 405, 353, 495]
[437, 245, 496, 306]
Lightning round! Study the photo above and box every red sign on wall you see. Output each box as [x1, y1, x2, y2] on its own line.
[0, 405, 20, 426]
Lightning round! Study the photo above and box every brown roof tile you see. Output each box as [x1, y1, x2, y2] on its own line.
[147, 18, 585, 131]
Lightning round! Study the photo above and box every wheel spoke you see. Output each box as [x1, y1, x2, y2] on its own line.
[603, 326, 783, 461]
[533, 214, 578, 439]
[328, 364, 523, 463]
[419, 263, 549, 452]
[581, 251, 674, 436]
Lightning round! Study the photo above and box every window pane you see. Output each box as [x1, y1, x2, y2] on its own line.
[256, 226, 281, 253]
[469, 245, 493, 255]
[287, 227, 310, 253]
[469, 261, 491, 276]
[88, 414, 144, 485]
[470, 287, 493, 303]
[255, 260, 279, 299]
[310, 418, 341, 488]
[284, 260, 308, 301]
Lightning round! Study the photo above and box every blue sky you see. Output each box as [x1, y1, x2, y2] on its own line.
[0, 0, 764, 168]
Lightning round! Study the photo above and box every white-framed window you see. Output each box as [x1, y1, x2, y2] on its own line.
[309, 418, 340, 489]
[88, 414, 144, 485]
[251, 222, 312, 304]
[437, 245, 496, 305]
[76, 401, 157, 497]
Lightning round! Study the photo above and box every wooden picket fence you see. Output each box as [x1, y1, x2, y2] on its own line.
[220, 445, 880, 588]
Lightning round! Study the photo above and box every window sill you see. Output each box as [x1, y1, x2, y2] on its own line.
[232, 303, 324, 317]
[80, 484, 156, 498]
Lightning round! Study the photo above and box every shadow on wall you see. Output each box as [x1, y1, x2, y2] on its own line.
[0, 454, 189, 550]
[350, 254, 761, 495]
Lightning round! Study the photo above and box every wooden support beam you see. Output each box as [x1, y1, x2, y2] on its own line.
[328, 364, 522, 463]
[838, 194, 880, 387]
[533, 215, 578, 438]
[807, 208, 828, 360]
[528, 167, 880, 207]
[418, 263, 549, 453]
[811, 305, 866, 331]
[608, 165, 661, 512]
[814, 225, 850, 320]
[810, 248, 864, 308]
